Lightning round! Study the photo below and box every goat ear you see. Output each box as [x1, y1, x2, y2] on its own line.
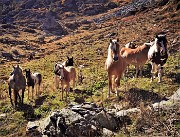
[110, 39, 112, 43]
[117, 38, 119, 42]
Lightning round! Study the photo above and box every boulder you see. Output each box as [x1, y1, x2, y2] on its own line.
[94, 110, 118, 131]
[26, 121, 39, 132]
[59, 108, 83, 126]
[40, 11, 67, 36]
[102, 128, 117, 137]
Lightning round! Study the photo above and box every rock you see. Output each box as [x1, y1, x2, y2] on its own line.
[26, 121, 39, 132]
[39, 116, 53, 134]
[169, 88, 180, 101]
[92, 0, 158, 24]
[37, 35, 45, 44]
[27, 103, 120, 136]
[82, 102, 97, 110]
[102, 128, 117, 137]
[94, 110, 118, 131]
[40, 11, 67, 36]
[26, 89, 180, 136]
[151, 88, 180, 110]
[116, 110, 128, 117]
[105, 32, 116, 38]
[59, 108, 83, 126]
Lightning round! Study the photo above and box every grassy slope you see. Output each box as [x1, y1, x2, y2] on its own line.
[0, 2, 180, 137]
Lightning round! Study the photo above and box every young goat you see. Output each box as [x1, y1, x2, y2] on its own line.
[25, 69, 42, 99]
[54, 63, 76, 100]
[55, 56, 74, 89]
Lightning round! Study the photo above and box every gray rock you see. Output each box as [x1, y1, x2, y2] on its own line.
[26, 121, 39, 132]
[94, 110, 118, 131]
[102, 128, 117, 137]
[39, 117, 52, 134]
[170, 88, 180, 101]
[82, 103, 97, 110]
[40, 11, 66, 36]
[151, 89, 180, 110]
[92, 0, 158, 24]
[59, 108, 83, 126]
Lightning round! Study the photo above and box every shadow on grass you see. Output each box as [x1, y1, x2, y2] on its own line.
[16, 103, 37, 121]
[167, 72, 180, 84]
[35, 95, 48, 107]
[125, 88, 168, 108]
[16, 95, 48, 121]
[125, 64, 152, 78]
[73, 89, 94, 104]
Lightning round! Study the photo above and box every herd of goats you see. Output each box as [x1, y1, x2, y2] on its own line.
[7, 34, 168, 108]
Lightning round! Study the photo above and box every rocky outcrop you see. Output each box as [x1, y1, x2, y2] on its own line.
[92, 0, 174, 24]
[26, 88, 180, 137]
[1, 0, 169, 36]
[26, 102, 131, 137]
[40, 11, 67, 36]
[93, 0, 157, 23]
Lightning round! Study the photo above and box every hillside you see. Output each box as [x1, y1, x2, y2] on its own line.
[0, 0, 180, 137]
